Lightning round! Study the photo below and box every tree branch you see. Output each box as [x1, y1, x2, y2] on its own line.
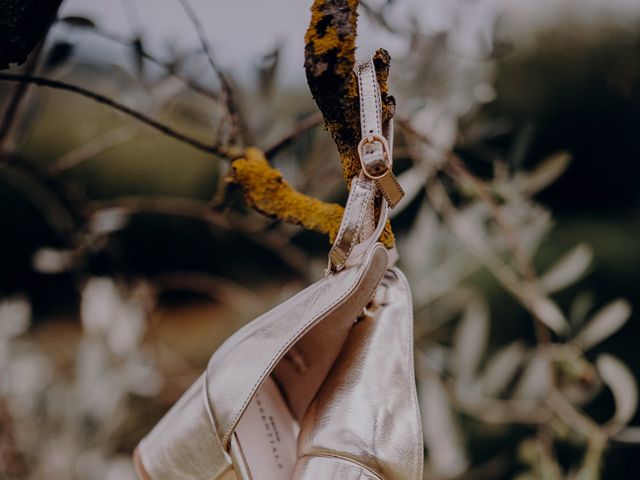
[264, 112, 323, 158]
[229, 0, 399, 248]
[72, 22, 223, 102]
[2, 3, 398, 248]
[302, 0, 395, 243]
[176, 0, 244, 144]
[0, 72, 235, 159]
[0, 42, 43, 149]
[304, 1, 395, 184]
[228, 148, 394, 246]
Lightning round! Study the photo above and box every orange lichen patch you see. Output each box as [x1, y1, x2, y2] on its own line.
[305, 0, 358, 77]
[310, 26, 338, 56]
[339, 150, 361, 186]
[224, 0, 397, 246]
[304, 0, 358, 46]
[229, 148, 394, 247]
[230, 147, 343, 241]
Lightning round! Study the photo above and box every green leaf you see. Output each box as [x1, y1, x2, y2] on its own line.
[418, 363, 469, 476]
[453, 297, 489, 383]
[539, 244, 593, 293]
[481, 341, 527, 397]
[572, 300, 631, 351]
[596, 354, 638, 427]
[518, 151, 571, 196]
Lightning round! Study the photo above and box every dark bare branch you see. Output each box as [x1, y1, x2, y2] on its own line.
[176, 0, 244, 143]
[304, 0, 395, 185]
[264, 112, 323, 158]
[64, 22, 223, 102]
[0, 72, 235, 159]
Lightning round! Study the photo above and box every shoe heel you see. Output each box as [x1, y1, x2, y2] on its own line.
[135, 373, 233, 480]
[135, 374, 297, 480]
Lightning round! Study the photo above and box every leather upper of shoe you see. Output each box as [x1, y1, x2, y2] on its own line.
[296, 268, 424, 480]
[138, 244, 388, 480]
[294, 455, 383, 480]
[207, 242, 389, 447]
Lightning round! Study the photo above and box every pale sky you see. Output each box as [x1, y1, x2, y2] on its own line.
[56, 0, 406, 88]
[55, 0, 640, 87]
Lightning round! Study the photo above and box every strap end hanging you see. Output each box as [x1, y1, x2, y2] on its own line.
[377, 170, 404, 208]
[357, 134, 405, 208]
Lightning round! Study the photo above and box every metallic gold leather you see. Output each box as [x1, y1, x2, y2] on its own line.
[376, 171, 404, 208]
[294, 455, 382, 480]
[136, 54, 414, 480]
[137, 243, 388, 480]
[138, 374, 231, 480]
[208, 243, 388, 447]
[356, 59, 387, 178]
[328, 57, 402, 273]
[328, 176, 375, 272]
[295, 268, 424, 480]
[356, 58, 404, 207]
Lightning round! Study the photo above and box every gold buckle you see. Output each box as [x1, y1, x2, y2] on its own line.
[357, 134, 392, 180]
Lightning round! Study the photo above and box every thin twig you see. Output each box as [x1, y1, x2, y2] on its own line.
[0, 43, 44, 150]
[88, 196, 311, 278]
[264, 112, 323, 158]
[176, 0, 242, 143]
[152, 271, 264, 317]
[0, 73, 234, 159]
[446, 155, 536, 279]
[398, 117, 551, 343]
[396, 117, 439, 148]
[50, 124, 138, 173]
[360, 1, 399, 36]
[546, 388, 605, 439]
[79, 23, 222, 102]
[401, 118, 611, 455]
[0, 156, 81, 236]
[425, 177, 561, 337]
[444, 153, 551, 345]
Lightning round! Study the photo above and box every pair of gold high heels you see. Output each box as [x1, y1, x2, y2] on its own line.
[133, 57, 423, 480]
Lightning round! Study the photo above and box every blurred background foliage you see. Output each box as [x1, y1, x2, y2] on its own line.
[1, 0, 640, 479]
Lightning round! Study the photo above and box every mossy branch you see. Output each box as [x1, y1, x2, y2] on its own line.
[228, 0, 396, 247]
[304, 0, 396, 184]
[228, 148, 394, 246]
[0, 0, 396, 247]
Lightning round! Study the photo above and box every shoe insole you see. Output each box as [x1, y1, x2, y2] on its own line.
[232, 376, 298, 480]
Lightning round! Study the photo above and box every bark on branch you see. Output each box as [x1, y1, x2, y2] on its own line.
[228, 0, 395, 247]
[228, 148, 394, 246]
[0, 0, 396, 247]
[304, 0, 396, 184]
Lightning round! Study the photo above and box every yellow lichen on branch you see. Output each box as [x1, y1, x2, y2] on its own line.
[229, 148, 394, 247]
[304, 1, 396, 186]
[305, 0, 360, 184]
[225, 0, 397, 249]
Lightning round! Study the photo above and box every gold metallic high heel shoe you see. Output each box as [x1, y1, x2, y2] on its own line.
[134, 241, 388, 480]
[134, 55, 406, 480]
[294, 268, 424, 480]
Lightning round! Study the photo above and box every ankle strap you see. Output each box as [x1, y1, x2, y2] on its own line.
[327, 56, 403, 274]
